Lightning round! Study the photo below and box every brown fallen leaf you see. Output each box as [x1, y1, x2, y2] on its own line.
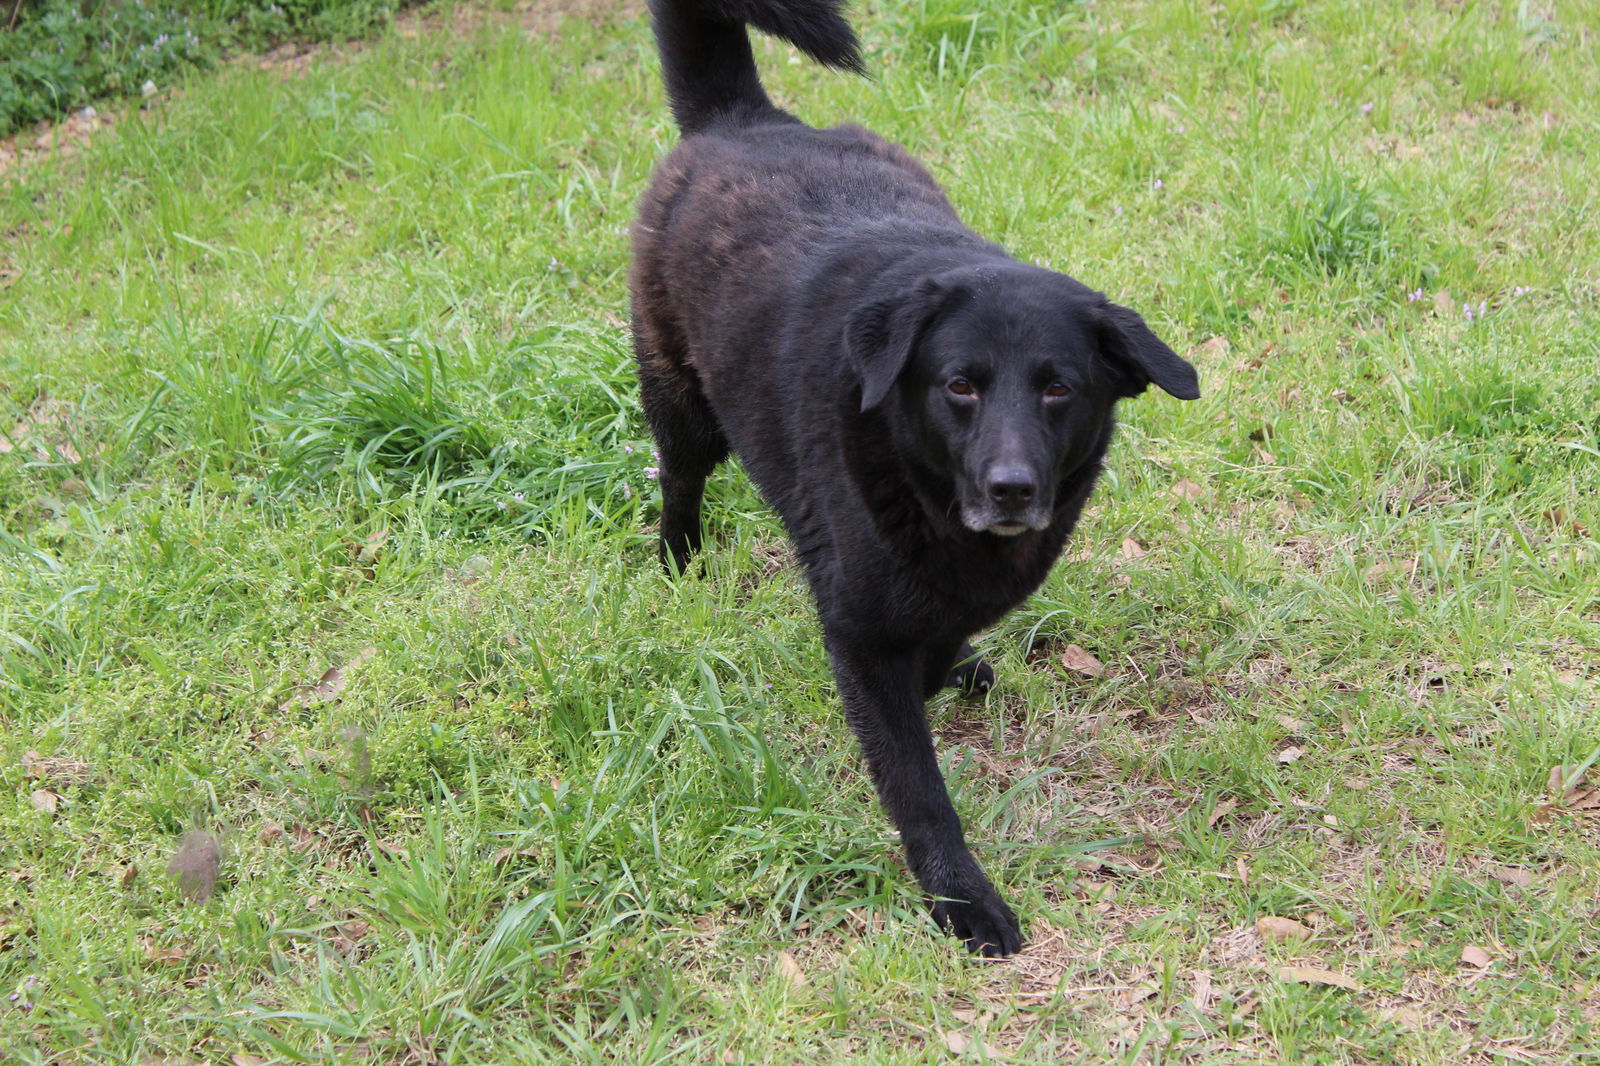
[231, 1055, 268, 1066]
[119, 863, 139, 889]
[1207, 797, 1238, 827]
[1059, 644, 1105, 678]
[1188, 336, 1232, 361]
[346, 529, 389, 579]
[1278, 966, 1361, 991]
[168, 831, 222, 902]
[1547, 765, 1578, 794]
[30, 789, 60, 813]
[491, 846, 540, 866]
[1170, 479, 1204, 500]
[942, 1029, 1002, 1057]
[1381, 1006, 1425, 1027]
[22, 749, 92, 785]
[1432, 288, 1453, 315]
[1256, 916, 1312, 943]
[141, 937, 188, 965]
[277, 647, 377, 711]
[1119, 537, 1148, 561]
[1116, 981, 1161, 1009]
[1276, 745, 1304, 764]
[1190, 969, 1214, 1012]
[1544, 508, 1590, 538]
[1460, 944, 1492, 968]
[1484, 865, 1535, 888]
[775, 950, 805, 989]
[330, 919, 371, 957]
[373, 840, 408, 860]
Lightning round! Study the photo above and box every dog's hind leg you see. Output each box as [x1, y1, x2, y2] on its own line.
[937, 642, 995, 696]
[633, 329, 729, 574]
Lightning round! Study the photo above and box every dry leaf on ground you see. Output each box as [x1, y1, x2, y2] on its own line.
[1170, 479, 1204, 500]
[141, 937, 188, 965]
[277, 647, 377, 710]
[1484, 865, 1535, 888]
[29, 789, 59, 813]
[1256, 916, 1312, 943]
[1188, 336, 1231, 360]
[1460, 944, 1492, 968]
[774, 950, 805, 988]
[22, 749, 92, 785]
[1060, 644, 1105, 678]
[1276, 745, 1304, 764]
[1278, 966, 1361, 991]
[1207, 797, 1238, 827]
[168, 831, 222, 902]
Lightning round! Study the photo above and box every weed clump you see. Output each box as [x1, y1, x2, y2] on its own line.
[0, 0, 401, 136]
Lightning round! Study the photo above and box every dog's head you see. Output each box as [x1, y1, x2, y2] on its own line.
[846, 264, 1199, 536]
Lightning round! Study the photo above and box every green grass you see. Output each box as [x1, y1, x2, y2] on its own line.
[2, 0, 1599, 1061]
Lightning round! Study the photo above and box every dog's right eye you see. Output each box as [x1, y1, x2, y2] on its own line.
[946, 377, 976, 397]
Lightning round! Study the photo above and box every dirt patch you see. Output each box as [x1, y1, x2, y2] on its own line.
[0, 105, 118, 179]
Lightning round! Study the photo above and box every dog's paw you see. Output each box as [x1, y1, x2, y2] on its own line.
[945, 656, 995, 695]
[933, 891, 1023, 958]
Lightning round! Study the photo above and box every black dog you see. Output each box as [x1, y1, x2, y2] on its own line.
[630, 0, 1199, 956]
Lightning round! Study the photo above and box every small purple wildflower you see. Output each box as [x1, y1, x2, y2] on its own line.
[1361, 101, 1373, 114]
[1513, 285, 1530, 297]
[1151, 178, 1164, 190]
[1406, 287, 1425, 303]
[512, 491, 525, 502]
[621, 483, 633, 500]
[1113, 204, 1124, 215]
[497, 500, 509, 511]
[624, 443, 636, 455]
[644, 466, 659, 481]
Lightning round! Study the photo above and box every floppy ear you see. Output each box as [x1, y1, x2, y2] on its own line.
[1094, 302, 1201, 400]
[844, 278, 952, 412]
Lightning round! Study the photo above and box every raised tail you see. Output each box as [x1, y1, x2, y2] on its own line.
[648, 0, 865, 134]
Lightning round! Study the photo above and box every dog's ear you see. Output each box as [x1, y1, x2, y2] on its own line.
[845, 278, 952, 412]
[1093, 302, 1200, 400]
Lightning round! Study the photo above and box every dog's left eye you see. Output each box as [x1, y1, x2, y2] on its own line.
[947, 377, 976, 397]
[1044, 381, 1071, 399]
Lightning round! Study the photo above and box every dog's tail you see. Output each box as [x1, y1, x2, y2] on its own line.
[648, 0, 865, 134]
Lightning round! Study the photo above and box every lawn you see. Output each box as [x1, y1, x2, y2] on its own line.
[2, 0, 1598, 1062]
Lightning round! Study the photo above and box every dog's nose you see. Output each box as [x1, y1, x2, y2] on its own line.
[985, 465, 1037, 508]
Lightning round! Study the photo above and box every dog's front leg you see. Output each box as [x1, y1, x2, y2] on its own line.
[827, 639, 1022, 957]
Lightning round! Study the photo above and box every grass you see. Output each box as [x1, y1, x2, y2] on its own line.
[1, 0, 1598, 1061]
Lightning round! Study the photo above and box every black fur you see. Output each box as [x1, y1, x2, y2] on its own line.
[630, 0, 1198, 957]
